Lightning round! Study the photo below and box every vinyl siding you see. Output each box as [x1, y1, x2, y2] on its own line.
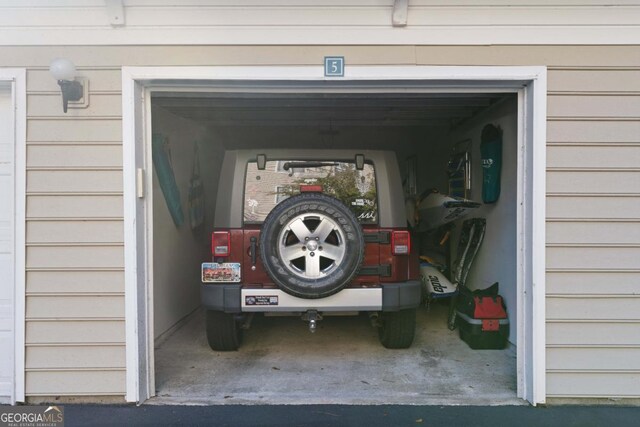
[22, 61, 125, 396]
[1, 42, 637, 399]
[0, 1, 639, 45]
[544, 64, 640, 397]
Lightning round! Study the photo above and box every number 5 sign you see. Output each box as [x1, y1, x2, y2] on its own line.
[324, 57, 344, 77]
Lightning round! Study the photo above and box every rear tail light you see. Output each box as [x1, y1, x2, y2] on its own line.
[392, 230, 410, 255]
[212, 231, 230, 257]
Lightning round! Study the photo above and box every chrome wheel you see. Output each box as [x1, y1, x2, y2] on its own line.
[260, 193, 365, 299]
[277, 213, 346, 279]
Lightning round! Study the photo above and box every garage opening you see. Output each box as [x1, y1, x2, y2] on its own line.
[146, 88, 522, 405]
[123, 67, 546, 404]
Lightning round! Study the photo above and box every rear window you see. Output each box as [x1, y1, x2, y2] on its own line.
[244, 160, 377, 224]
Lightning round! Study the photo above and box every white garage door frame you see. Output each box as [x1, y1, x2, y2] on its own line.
[122, 65, 547, 405]
[0, 68, 26, 405]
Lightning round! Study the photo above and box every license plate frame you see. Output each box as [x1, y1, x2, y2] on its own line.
[201, 262, 241, 283]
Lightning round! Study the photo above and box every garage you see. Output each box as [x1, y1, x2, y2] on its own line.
[121, 66, 545, 405]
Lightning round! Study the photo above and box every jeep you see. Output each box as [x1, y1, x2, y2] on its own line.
[201, 149, 421, 351]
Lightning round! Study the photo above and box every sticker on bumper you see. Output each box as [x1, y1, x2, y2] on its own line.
[202, 262, 241, 283]
[245, 295, 279, 306]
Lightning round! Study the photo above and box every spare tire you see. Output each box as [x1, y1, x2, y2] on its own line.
[259, 193, 365, 299]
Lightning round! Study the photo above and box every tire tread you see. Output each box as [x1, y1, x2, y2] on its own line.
[206, 310, 242, 351]
[378, 308, 416, 349]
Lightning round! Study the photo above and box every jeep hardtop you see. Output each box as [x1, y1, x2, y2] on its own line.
[202, 149, 420, 350]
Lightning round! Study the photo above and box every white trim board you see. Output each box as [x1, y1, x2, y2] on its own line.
[122, 65, 547, 406]
[1, 27, 639, 46]
[0, 68, 27, 405]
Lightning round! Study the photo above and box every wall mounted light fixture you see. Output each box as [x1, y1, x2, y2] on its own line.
[49, 58, 84, 113]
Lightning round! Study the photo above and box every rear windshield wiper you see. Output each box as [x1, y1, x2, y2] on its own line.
[282, 161, 339, 171]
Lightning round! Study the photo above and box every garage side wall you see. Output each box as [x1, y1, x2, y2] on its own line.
[2, 45, 638, 400]
[150, 106, 212, 339]
[447, 98, 519, 344]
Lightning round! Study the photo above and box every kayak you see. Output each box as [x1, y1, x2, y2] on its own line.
[417, 191, 481, 231]
[420, 262, 458, 300]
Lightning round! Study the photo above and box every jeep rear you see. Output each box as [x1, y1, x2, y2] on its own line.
[201, 150, 421, 351]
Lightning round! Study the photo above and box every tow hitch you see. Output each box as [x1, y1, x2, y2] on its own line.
[302, 310, 322, 333]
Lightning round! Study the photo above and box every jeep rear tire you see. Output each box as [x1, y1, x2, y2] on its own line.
[378, 308, 416, 349]
[206, 310, 242, 351]
[259, 193, 365, 299]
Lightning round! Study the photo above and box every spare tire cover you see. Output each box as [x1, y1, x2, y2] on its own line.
[259, 193, 365, 299]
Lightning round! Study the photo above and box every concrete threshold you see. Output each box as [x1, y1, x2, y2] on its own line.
[150, 302, 523, 406]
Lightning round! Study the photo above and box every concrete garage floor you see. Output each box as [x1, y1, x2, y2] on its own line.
[151, 303, 521, 406]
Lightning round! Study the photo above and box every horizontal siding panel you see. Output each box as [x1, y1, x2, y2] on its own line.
[5, 7, 389, 27]
[548, 70, 640, 93]
[547, 372, 640, 397]
[6, 6, 640, 28]
[413, 0, 640, 4]
[27, 170, 122, 193]
[27, 271, 123, 294]
[126, 7, 640, 27]
[26, 320, 125, 344]
[27, 119, 122, 142]
[12, 1, 640, 6]
[27, 220, 123, 244]
[27, 93, 122, 118]
[26, 345, 125, 369]
[0, 45, 638, 67]
[547, 347, 640, 371]
[28, 69, 122, 93]
[547, 145, 640, 169]
[4, 46, 417, 67]
[547, 171, 640, 194]
[547, 322, 640, 346]
[0, 8, 108, 27]
[546, 271, 640, 295]
[547, 196, 640, 220]
[26, 295, 124, 319]
[0, 384, 9, 403]
[27, 144, 122, 168]
[548, 95, 640, 118]
[27, 195, 123, 218]
[26, 246, 123, 269]
[0, 228, 11, 254]
[547, 247, 640, 270]
[26, 370, 125, 395]
[547, 297, 640, 321]
[2, 45, 638, 67]
[4, 26, 640, 47]
[547, 221, 640, 245]
[547, 121, 640, 143]
[0, 303, 11, 331]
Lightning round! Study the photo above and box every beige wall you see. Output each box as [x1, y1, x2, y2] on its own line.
[2, 44, 639, 400]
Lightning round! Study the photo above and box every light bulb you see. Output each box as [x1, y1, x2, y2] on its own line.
[49, 58, 77, 81]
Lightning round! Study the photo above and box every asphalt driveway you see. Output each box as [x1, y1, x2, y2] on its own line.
[61, 404, 640, 427]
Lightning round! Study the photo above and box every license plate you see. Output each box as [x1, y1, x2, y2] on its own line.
[202, 262, 241, 283]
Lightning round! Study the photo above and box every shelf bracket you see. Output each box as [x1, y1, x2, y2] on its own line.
[105, 0, 126, 27]
[392, 0, 409, 27]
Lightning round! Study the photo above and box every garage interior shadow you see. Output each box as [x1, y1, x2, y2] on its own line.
[149, 90, 522, 405]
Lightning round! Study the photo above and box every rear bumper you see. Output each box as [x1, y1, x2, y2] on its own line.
[201, 280, 421, 313]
